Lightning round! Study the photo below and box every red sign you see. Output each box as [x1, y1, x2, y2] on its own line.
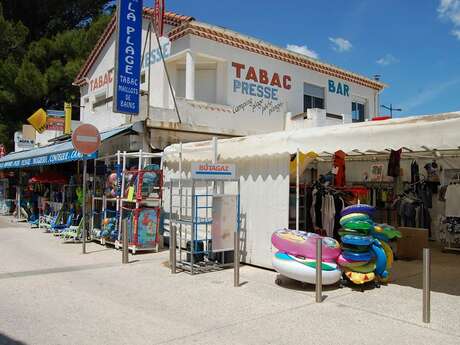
[72, 124, 101, 155]
[46, 117, 65, 131]
[154, 0, 165, 36]
[231, 62, 292, 90]
[90, 70, 113, 92]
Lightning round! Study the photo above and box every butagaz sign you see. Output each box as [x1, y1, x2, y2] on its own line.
[191, 163, 236, 180]
[113, 0, 142, 115]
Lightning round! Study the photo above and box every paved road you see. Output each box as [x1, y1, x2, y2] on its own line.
[0, 217, 459, 345]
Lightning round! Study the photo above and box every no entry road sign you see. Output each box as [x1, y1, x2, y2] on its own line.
[72, 124, 101, 155]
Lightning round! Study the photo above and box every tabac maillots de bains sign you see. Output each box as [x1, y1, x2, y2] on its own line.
[113, 0, 143, 115]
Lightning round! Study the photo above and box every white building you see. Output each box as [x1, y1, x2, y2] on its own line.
[73, 9, 385, 148]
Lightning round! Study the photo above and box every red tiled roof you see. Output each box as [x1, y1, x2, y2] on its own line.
[169, 22, 384, 91]
[73, 8, 384, 91]
[73, 9, 193, 86]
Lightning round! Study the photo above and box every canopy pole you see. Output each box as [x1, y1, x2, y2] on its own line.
[296, 148, 300, 231]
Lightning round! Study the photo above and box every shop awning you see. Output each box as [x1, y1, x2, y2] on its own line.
[164, 112, 460, 162]
[0, 124, 136, 170]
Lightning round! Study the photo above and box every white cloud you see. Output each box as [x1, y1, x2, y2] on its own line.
[400, 78, 460, 112]
[286, 44, 319, 59]
[328, 37, 352, 52]
[376, 54, 399, 66]
[438, 0, 460, 39]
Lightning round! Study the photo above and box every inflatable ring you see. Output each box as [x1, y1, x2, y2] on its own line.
[350, 261, 376, 274]
[271, 229, 341, 262]
[342, 250, 373, 262]
[337, 254, 368, 268]
[344, 268, 375, 284]
[342, 220, 374, 231]
[338, 229, 367, 237]
[380, 241, 394, 283]
[371, 240, 388, 279]
[272, 252, 342, 285]
[372, 224, 402, 242]
[342, 234, 373, 246]
[340, 213, 371, 226]
[341, 244, 371, 253]
[340, 204, 375, 217]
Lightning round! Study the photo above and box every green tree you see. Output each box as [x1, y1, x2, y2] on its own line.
[0, 2, 112, 151]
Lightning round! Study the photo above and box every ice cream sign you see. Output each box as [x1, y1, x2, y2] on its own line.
[232, 62, 291, 101]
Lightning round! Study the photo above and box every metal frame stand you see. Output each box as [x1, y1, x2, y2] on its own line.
[168, 177, 240, 281]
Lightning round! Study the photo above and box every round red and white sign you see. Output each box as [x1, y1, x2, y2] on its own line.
[72, 124, 101, 155]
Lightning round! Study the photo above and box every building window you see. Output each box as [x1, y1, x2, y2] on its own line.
[352, 101, 365, 122]
[303, 83, 325, 112]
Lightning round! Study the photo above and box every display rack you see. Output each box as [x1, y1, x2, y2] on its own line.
[116, 150, 163, 254]
[168, 177, 240, 275]
[90, 152, 122, 245]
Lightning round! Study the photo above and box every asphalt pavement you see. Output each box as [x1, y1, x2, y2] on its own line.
[0, 216, 459, 345]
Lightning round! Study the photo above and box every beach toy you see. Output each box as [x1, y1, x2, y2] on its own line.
[342, 235, 373, 246]
[372, 224, 402, 242]
[108, 173, 117, 184]
[338, 229, 367, 237]
[340, 204, 375, 217]
[342, 220, 374, 232]
[370, 240, 388, 279]
[380, 241, 394, 283]
[351, 261, 376, 274]
[344, 268, 375, 285]
[271, 229, 341, 262]
[340, 213, 371, 226]
[272, 252, 342, 285]
[341, 244, 371, 253]
[337, 254, 368, 268]
[342, 250, 373, 262]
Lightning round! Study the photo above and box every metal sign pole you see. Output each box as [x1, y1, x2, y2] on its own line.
[234, 181, 240, 287]
[82, 158, 87, 254]
[315, 238, 323, 303]
[423, 248, 431, 323]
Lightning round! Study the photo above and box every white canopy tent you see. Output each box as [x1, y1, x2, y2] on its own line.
[164, 112, 460, 161]
[163, 113, 460, 268]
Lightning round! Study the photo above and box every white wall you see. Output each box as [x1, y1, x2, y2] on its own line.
[79, 17, 380, 135]
[163, 153, 290, 269]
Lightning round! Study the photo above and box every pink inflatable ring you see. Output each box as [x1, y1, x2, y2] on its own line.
[271, 229, 341, 262]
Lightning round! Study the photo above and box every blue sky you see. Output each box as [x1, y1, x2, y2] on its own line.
[146, 0, 460, 117]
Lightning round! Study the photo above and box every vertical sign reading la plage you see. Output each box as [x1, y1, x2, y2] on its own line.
[113, 0, 143, 115]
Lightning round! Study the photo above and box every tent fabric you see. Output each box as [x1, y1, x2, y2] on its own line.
[0, 124, 135, 170]
[163, 112, 460, 162]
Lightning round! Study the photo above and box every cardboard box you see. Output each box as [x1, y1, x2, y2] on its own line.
[396, 227, 429, 260]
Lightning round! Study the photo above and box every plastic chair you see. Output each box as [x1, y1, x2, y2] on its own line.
[61, 216, 84, 242]
[52, 213, 74, 236]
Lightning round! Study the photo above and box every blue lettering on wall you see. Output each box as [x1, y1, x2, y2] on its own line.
[328, 79, 350, 97]
[233, 80, 280, 100]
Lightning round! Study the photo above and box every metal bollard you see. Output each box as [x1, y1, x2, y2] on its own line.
[423, 248, 431, 323]
[316, 238, 322, 303]
[170, 224, 177, 274]
[122, 219, 128, 264]
[234, 230, 240, 287]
